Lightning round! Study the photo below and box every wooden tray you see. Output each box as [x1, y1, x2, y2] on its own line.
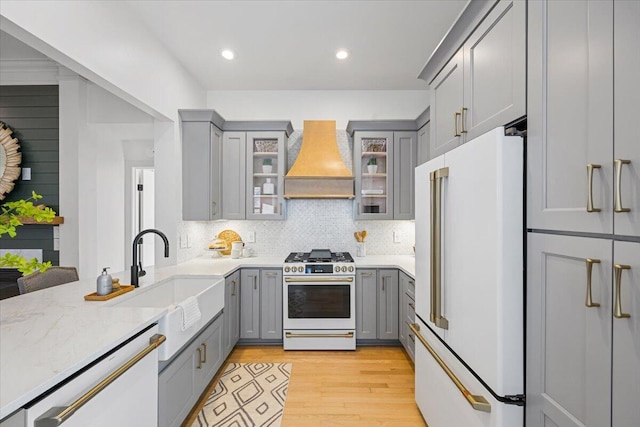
[84, 285, 134, 301]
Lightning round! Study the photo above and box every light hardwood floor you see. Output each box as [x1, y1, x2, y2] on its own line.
[183, 345, 427, 427]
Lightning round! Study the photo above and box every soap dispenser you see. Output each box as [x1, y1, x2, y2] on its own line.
[97, 267, 113, 296]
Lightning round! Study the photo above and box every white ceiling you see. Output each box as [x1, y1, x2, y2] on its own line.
[123, 0, 467, 90]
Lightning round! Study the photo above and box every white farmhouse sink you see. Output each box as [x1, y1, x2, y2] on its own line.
[112, 276, 224, 360]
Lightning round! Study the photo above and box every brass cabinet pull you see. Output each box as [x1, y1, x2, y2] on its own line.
[254, 276, 257, 290]
[614, 264, 631, 319]
[409, 323, 490, 412]
[409, 280, 415, 286]
[231, 279, 237, 296]
[586, 164, 602, 212]
[266, 272, 278, 277]
[454, 112, 461, 137]
[361, 272, 373, 277]
[408, 302, 415, 310]
[614, 159, 631, 213]
[201, 343, 207, 363]
[429, 167, 449, 329]
[409, 333, 415, 343]
[212, 201, 217, 215]
[382, 276, 385, 291]
[460, 107, 468, 133]
[196, 348, 203, 369]
[585, 259, 601, 308]
[35, 334, 166, 426]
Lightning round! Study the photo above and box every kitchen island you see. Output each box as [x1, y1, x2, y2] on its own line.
[0, 254, 414, 421]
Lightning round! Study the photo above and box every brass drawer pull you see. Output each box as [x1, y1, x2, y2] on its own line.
[454, 112, 461, 137]
[285, 332, 354, 339]
[460, 107, 468, 133]
[614, 264, 631, 319]
[585, 258, 601, 308]
[201, 343, 207, 363]
[409, 323, 490, 412]
[196, 348, 203, 369]
[586, 164, 601, 213]
[614, 159, 631, 213]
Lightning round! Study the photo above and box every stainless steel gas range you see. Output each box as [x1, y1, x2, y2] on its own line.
[282, 249, 356, 350]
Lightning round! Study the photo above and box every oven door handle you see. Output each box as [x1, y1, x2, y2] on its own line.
[286, 332, 354, 339]
[284, 277, 354, 283]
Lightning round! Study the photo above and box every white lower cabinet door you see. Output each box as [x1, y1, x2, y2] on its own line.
[25, 326, 160, 427]
[413, 318, 522, 427]
[612, 241, 640, 427]
[527, 233, 612, 427]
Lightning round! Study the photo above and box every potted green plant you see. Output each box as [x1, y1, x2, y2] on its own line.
[0, 191, 56, 274]
[262, 157, 273, 173]
[367, 157, 378, 174]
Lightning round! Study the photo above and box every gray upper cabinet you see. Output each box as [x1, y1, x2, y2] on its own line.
[430, 50, 464, 158]
[351, 127, 417, 220]
[426, 0, 525, 160]
[393, 132, 417, 220]
[245, 131, 287, 220]
[417, 122, 430, 166]
[354, 132, 394, 220]
[181, 118, 223, 221]
[613, 1, 640, 238]
[221, 132, 246, 220]
[461, 0, 525, 140]
[528, 0, 614, 234]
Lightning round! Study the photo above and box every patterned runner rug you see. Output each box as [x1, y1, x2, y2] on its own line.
[190, 362, 291, 427]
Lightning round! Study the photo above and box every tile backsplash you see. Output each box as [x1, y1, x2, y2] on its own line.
[177, 130, 416, 263]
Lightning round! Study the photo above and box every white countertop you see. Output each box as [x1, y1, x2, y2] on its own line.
[0, 254, 414, 419]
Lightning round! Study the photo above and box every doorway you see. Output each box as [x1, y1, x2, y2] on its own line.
[133, 168, 155, 268]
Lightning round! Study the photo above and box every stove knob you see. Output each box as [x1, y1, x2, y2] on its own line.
[298, 266, 304, 273]
[342, 266, 347, 272]
[284, 266, 290, 273]
[348, 266, 354, 272]
[334, 266, 339, 273]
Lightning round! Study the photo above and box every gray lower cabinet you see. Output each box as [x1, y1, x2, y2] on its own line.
[399, 271, 415, 362]
[356, 269, 399, 341]
[240, 269, 260, 339]
[260, 269, 283, 339]
[158, 314, 224, 427]
[223, 271, 240, 358]
[356, 269, 378, 339]
[240, 268, 283, 341]
[377, 269, 398, 340]
[527, 233, 612, 427]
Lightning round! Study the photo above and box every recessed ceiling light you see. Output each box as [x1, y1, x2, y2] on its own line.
[221, 49, 235, 60]
[336, 49, 349, 60]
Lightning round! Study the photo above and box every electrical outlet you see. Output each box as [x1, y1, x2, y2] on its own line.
[179, 234, 187, 249]
[247, 231, 256, 243]
[393, 231, 401, 243]
[187, 234, 193, 248]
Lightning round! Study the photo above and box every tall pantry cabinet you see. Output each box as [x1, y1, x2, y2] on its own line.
[527, 1, 640, 426]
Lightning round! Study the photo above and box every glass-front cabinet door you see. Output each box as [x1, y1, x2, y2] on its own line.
[246, 131, 287, 220]
[354, 131, 394, 219]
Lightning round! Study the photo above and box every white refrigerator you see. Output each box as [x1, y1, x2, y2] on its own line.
[413, 127, 525, 426]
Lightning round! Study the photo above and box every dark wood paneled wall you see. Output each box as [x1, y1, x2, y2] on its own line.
[0, 85, 59, 266]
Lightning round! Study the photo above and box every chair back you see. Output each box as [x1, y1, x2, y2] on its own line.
[17, 266, 79, 294]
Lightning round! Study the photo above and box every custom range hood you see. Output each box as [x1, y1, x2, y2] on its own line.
[284, 120, 354, 199]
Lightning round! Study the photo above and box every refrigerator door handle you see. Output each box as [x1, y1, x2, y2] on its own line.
[410, 323, 491, 413]
[430, 167, 449, 330]
[614, 264, 631, 319]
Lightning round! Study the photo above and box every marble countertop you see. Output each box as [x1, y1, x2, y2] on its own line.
[0, 254, 414, 419]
